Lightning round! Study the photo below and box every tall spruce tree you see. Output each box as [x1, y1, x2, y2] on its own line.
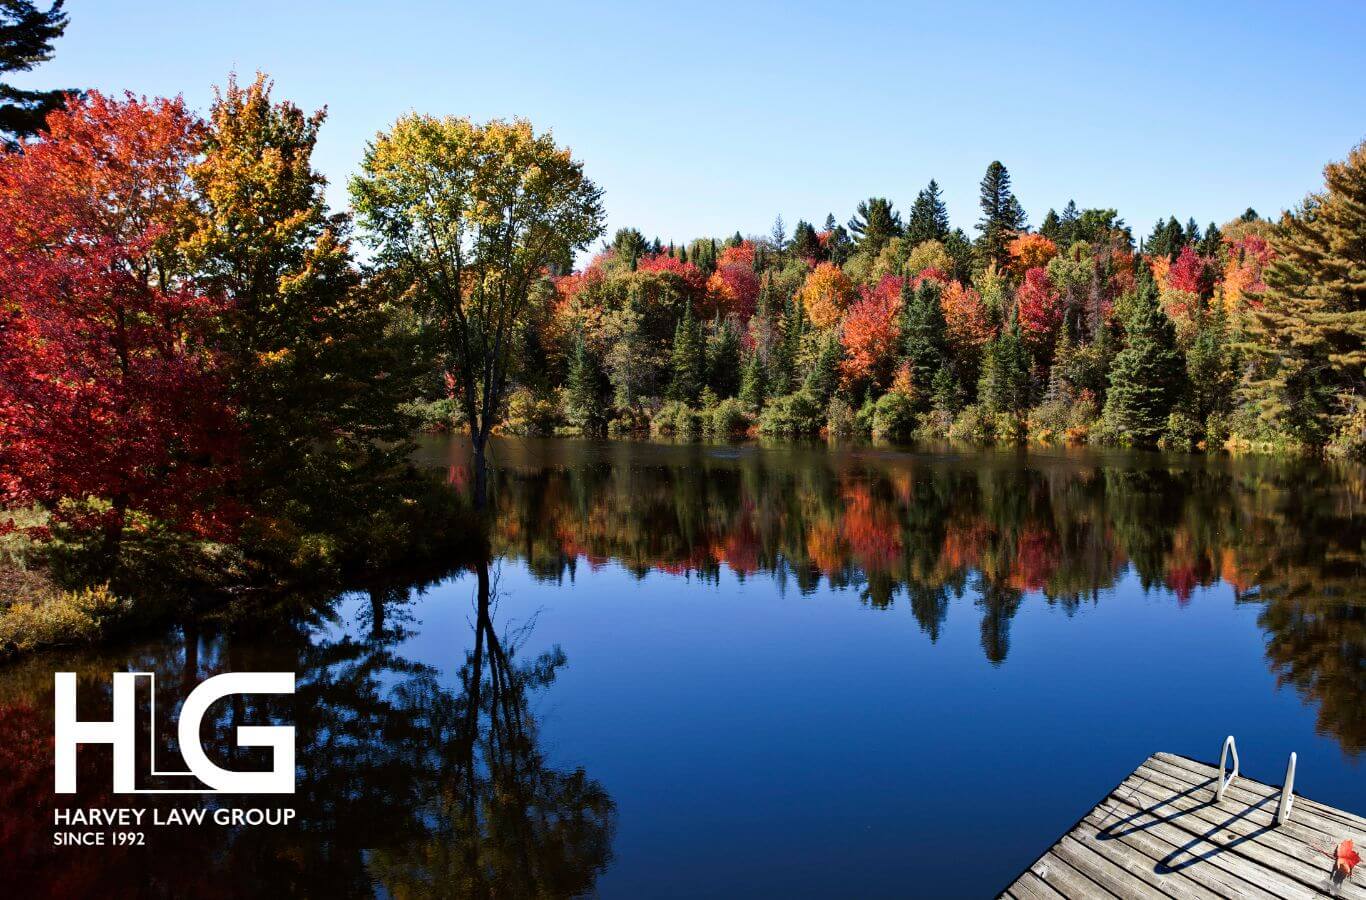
[791, 219, 821, 260]
[565, 334, 610, 432]
[1039, 209, 1062, 245]
[1143, 216, 1186, 259]
[901, 277, 948, 407]
[706, 316, 741, 398]
[668, 303, 705, 403]
[906, 179, 950, 246]
[976, 161, 1026, 269]
[0, 0, 72, 145]
[738, 348, 766, 410]
[1103, 276, 1183, 446]
[1246, 139, 1366, 449]
[978, 320, 1031, 419]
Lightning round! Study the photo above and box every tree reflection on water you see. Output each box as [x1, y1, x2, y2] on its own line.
[0, 557, 615, 897]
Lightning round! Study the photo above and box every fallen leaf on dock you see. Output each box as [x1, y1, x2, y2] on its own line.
[1337, 839, 1360, 878]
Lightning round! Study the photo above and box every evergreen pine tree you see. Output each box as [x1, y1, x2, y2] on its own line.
[565, 334, 610, 432]
[668, 303, 705, 403]
[803, 333, 841, 404]
[1059, 200, 1080, 247]
[848, 196, 903, 254]
[906, 179, 950, 246]
[0, 0, 72, 146]
[976, 161, 1026, 269]
[1246, 140, 1366, 449]
[791, 219, 821, 260]
[1103, 276, 1183, 446]
[1198, 222, 1222, 257]
[1039, 209, 1062, 245]
[771, 291, 804, 395]
[707, 316, 742, 398]
[739, 348, 767, 410]
[1185, 298, 1234, 426]
[901, 278, 948, 407]
[978, 320, 1031, 418]
[1143, 216, 1186, 260]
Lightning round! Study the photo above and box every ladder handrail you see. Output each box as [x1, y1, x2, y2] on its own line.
[1214, 736, 1296, 826]
[1217, 735, 1239, 803]
[1277, 752, 1296, 826]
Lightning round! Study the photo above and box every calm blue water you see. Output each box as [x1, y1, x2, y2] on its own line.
[4, 437, 1363, 897]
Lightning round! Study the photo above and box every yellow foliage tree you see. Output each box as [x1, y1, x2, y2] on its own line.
[799, 262, 854, 329]
[905, 239, 952, 277]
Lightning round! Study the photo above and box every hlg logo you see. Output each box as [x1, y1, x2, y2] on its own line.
[54, 672, 296, 794]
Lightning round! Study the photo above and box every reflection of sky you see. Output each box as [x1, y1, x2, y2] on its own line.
[331, 557, 1358, 899]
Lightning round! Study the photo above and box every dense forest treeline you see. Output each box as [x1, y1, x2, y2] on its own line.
[521, 154, 1365, 460]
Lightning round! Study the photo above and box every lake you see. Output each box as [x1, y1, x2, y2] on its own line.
[3, 436, 1364, 897]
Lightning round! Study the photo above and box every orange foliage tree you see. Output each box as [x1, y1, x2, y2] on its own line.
[798, 262, 854, 329]
[1007, 233, 1058, 274]
[839, 277, 903, 390]
[941, 280, 994, 353]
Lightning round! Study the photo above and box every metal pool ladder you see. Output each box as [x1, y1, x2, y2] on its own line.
[1217, 735, 1297, 825]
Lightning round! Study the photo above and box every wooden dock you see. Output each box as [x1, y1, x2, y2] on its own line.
[1000, 752, 1365, 899]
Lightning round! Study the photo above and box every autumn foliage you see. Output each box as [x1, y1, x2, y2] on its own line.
[799, 262, 855, 328]
[1007, 232, 1058, 273]
[0, 92, 237, 541]
[840, 277, 903, 389]
[1015, 267, 1063, 346]
[941, 280, 993, 352]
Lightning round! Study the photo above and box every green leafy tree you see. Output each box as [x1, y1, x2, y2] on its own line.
[186, 74, 420, 547]
[0, 0, 72, 145]
[1103, 277, 1183, 446]
[350, 114, 605, 505]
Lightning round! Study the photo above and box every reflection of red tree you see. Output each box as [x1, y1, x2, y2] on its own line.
[942, 521, 992, 573]
[1165, 532, 1216, 605]
[714, 506, 760, 575]
[841, 484, 901, 574]
[1009, 526, 1059, 592]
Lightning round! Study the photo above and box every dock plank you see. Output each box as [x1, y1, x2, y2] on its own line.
[1000, 753, 1364, 899]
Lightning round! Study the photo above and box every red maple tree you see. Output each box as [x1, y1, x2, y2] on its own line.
[0, 92, 237, 551]
[1016, 266, 1064, 347]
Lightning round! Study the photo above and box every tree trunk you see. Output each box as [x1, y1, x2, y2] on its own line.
[471, 431, 489, 511]
[98, 494, 128, 576]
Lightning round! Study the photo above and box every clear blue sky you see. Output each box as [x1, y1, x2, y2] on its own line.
[15, 1, 1366, 251]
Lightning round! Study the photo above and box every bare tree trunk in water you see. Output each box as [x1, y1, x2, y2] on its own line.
[471, 431, 489, 510]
